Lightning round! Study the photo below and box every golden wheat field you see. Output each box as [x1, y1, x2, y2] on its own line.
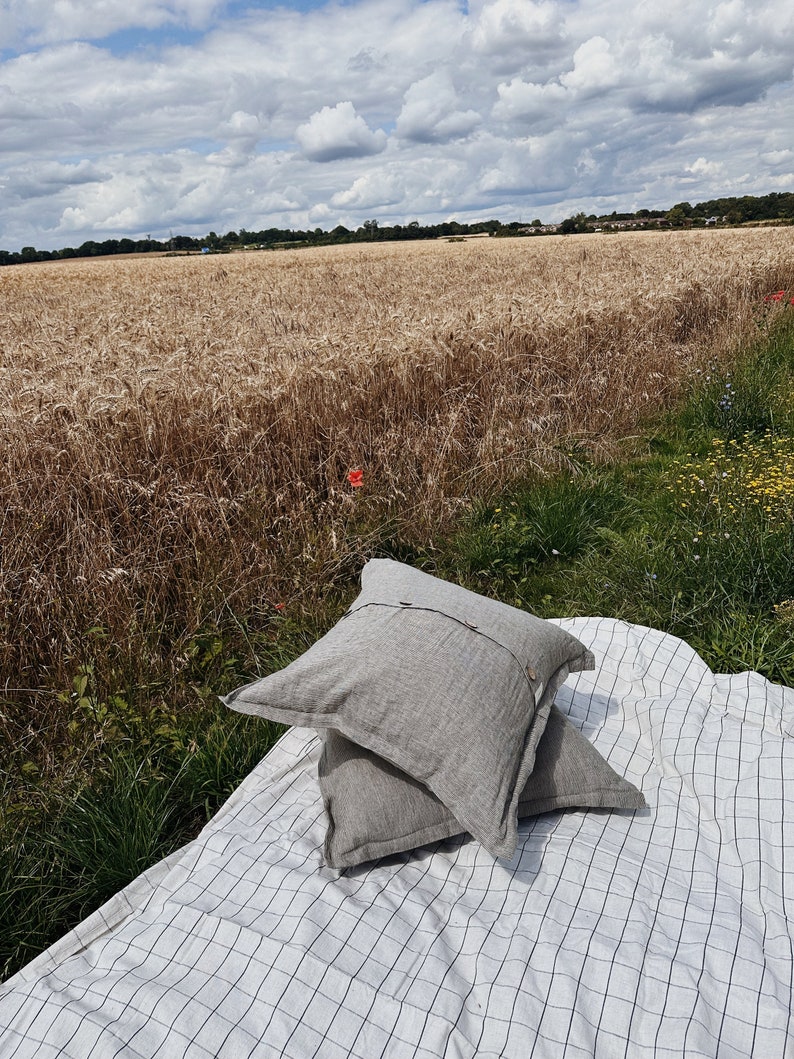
[2, 227, 793, 763]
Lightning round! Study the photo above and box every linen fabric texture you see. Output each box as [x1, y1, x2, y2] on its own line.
[223, 558, 596, 861]
[319, 705, 647, 868]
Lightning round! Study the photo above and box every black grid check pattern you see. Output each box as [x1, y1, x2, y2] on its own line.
[1, 617, 791, 1057]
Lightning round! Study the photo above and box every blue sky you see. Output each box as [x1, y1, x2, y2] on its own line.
[1, 0, 792, 250]
[90, 26, 206, 55]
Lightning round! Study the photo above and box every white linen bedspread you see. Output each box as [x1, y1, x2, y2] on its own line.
[1, 617, 792, 1058]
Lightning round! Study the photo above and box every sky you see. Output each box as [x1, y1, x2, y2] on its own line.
[1, 0, 793, 251]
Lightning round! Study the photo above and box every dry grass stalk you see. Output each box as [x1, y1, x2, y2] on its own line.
[1, 227, 793, 765]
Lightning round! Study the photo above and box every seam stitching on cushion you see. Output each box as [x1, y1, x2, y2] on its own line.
[341, 601, 538, 695]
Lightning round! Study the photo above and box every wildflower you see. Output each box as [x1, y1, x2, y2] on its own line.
[347, 469, 364, 488]
[274, 602, 285, 611]
[764, 291, 786, 303]
[551, 548, 560, 556]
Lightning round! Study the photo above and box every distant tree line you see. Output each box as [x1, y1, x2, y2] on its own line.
[2, 193, 792, 266]
[667, 192, 794, 225]
[0, 219, 505, 266]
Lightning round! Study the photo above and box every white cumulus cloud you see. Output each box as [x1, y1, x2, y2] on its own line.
[295, 101, 387, 163]
[2, 0, 220, 46]
[331, 170, 404, 210]
[396, 72, 482, 144]
[470, 0, 567, 75]
[560, 36, 621, 96]
[493, 78, 568, 127]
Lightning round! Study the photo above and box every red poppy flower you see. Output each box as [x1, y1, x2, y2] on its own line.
[347, 469, 364, 487]
[764, 291, 785, 302]
[273, 602, 285, 611]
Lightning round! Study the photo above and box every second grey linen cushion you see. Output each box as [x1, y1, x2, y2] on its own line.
[319, 705, 647, 869]
[223, 558, 595, 860]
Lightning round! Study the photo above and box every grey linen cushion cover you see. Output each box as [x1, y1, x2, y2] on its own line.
[223, 558, 595, 860]
[319, 706, 647, 869]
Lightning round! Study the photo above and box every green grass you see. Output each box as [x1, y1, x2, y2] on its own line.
[2, 312, 793, 983]
[440, 312, 794, 685]
[0, 708, 286, 979]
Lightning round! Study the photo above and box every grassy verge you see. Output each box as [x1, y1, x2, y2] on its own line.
[2, 311, 793, 983]
[439, 313, 794, 685]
